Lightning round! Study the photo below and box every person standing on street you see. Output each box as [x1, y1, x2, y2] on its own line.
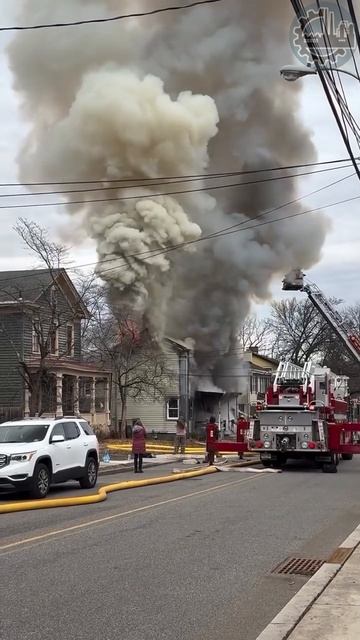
[132, 419, 147, 473]
[174, 417, 187, 454]
[206, 416, 219, 465]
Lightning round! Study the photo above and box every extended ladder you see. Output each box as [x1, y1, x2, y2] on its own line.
[304, 283, 360, 365]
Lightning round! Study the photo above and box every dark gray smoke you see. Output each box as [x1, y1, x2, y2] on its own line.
[8, 0, 329, 377]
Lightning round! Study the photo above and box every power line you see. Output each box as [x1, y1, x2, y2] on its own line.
[0, 157, 354, 187]
[0, 171, 355, 291]
[347, 0, 360, 52]
[290, 0, 360, 181]
[0, 162, 354, 201]
[0, 164, 355, 210]
[90, 172, 358, 280]
[0, 0, 223, 32]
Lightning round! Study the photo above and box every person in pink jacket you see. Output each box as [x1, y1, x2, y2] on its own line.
[132, 419, 147, 473]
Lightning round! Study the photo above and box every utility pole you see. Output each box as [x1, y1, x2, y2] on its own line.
[179, 349, 190, 431]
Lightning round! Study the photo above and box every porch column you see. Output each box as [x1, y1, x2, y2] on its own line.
[104, 377, 110, 426]
[56, 373, 63, 417]
[24, 386, 30, 418]
[73, 376, 80, 416]
[90, 377, 96, 425]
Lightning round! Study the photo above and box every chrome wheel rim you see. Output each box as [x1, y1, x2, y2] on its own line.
[37, 468, 49, 495]
[88, 460, 97, 485]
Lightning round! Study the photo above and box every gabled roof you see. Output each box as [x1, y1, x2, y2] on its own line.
[0, 268, 89, 318]
[165, 336, 192, 352]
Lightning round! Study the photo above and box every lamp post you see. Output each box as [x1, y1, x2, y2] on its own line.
[280, 63, 359, 82]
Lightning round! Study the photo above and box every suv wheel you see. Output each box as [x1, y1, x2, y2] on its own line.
[79, 456, 98, 489]
[30, 463, 51, 499]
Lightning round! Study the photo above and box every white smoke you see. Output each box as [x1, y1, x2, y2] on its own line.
[8, 0, 329, 375]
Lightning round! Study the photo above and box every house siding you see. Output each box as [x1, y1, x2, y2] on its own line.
[125, 396, 180, 434]
[34, 286, 82, 359]
[115, 340, 187, 434]
[0, 312, 24, 413]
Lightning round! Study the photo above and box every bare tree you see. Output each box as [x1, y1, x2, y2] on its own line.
[238, 315, 269, 352]
[85, 300, 171, 438]
[323, 302, 360, 395]
[265, 298, 332, 366]
[14, 218, 71, 272]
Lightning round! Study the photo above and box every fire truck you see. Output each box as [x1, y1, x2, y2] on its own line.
[249, 358, 352, 472]
[206, 269, 360, 472]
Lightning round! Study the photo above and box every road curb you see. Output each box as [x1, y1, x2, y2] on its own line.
[255, 523, 360, 639]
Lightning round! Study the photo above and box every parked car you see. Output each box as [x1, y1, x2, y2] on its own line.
[0, 417, 99, 498]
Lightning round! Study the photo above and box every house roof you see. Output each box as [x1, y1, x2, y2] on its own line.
[165, 336, 192, 352]
[0, 268, 89, 317]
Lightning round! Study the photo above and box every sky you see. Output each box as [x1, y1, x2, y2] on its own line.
[0, 2, 359, 319]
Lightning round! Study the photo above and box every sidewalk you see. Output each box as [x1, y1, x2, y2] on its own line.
[98, 453, 180, 476]
[288, 545, 360, 639]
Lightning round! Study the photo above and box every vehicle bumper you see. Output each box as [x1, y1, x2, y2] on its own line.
[0, 461, 34, 489]
[260, 451, 332, 462]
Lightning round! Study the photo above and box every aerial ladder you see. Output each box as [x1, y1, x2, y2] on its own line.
[282, 269, 360, 366]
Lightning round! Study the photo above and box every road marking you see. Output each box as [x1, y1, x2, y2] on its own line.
[0, 475, 263, 553]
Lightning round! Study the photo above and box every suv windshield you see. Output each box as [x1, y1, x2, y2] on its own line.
[0, 424, 49, 443]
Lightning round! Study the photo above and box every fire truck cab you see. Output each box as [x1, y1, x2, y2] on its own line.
[248, 360, 352, 472]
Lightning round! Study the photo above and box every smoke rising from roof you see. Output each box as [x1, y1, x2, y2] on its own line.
[8, 0, 329, 378]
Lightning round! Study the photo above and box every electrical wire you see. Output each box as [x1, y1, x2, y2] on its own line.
[336, 0, 360, 81]
[290, 0, 360, 181]
[0, 157, 354, 187]
[0, 164, 355, 210]
[0, 0, 223, 32]
[0, 162, 354, 201]
[0, 171, 355, 292]
[347, 0, 360, 52]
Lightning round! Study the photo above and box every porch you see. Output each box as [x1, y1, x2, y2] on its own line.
[24, 358, 111, 428]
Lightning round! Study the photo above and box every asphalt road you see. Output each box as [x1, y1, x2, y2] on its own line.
[2, 458, 360, 640]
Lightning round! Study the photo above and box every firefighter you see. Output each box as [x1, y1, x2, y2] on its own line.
[237, 414, 247, 460]
[206, 416, 219, 465]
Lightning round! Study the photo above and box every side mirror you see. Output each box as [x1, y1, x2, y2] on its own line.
[51, 434, 65, 443]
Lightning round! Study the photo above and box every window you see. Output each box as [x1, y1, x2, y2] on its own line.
[79, 420, 94, 436]
[66, 324, 74, 357]
[63, 422, 80, 440]
[49, 285, 57, 306]
[0, 424, 49, 443]
[49, 325, 58, 355]
[81, 380, 92, 397]
[166, 397, 179, 420]
[51, 423, 65, 439]
[32, 321, 40, 354]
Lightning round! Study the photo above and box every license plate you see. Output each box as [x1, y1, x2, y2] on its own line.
[261, 453, 271, 459]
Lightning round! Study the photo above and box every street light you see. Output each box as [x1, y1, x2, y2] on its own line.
[280, 63, 359, 82]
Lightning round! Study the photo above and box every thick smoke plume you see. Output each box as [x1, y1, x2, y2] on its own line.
[8, 0, 329, 379]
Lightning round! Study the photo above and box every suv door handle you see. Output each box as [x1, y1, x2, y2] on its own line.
[84, 443, 89, 447]
[66, 445, 71, 449]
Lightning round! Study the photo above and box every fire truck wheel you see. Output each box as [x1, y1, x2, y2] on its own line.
[322, 462, 338, 473]
[341, 454, 353, 461]
[262, 460, 272, 468]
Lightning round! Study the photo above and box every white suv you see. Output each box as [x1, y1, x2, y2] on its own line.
[0, 417, 99, 499]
